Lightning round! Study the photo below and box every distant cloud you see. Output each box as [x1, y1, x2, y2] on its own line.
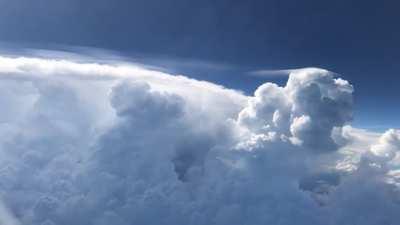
[248, 67, 338, 79]
[0, 53, 399, 225]
[248, 69, 293, 77]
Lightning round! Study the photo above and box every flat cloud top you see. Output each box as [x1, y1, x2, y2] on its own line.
[0, 54, 399, 225]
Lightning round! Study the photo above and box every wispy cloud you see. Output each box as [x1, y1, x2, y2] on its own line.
[248, 69, 293, 78]
[248, 67, 334, 78]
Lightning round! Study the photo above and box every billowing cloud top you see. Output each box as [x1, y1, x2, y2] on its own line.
[0, 55, 399, 225]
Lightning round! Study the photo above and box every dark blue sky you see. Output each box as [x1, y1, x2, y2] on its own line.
[0, 0, 399, 129]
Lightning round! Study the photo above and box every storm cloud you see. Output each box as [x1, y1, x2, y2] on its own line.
[0, 55, 399, 225]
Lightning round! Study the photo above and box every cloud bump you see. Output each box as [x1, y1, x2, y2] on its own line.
[0, 55, 398, 225]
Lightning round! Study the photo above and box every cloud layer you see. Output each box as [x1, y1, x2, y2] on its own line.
[0, 55, 399, 225]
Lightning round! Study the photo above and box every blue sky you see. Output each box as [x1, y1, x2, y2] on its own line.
[0, 0, 399, 129]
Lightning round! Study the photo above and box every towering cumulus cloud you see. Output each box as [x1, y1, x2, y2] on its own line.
[238, 68, 353, 152]
[0, 55, 399, 225]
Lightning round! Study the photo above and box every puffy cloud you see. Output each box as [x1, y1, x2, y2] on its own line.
[0, 55, 398, 225]
[370, 129, 400, 160]
[238, 68, 353, 152]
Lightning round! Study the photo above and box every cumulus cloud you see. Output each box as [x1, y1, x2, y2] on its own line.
[0, 55, 398, 225]
[238, 68, 353, 152]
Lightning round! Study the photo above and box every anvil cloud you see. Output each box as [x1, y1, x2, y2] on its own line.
[0, 55, 399, 225]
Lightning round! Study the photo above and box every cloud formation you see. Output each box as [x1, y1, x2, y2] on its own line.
[238, 68, 353, 151]
[0, 55, 399, 225]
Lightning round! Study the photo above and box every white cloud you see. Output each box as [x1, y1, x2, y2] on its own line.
[238, 68, 353, 152]
[0, 54, 399, 225]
